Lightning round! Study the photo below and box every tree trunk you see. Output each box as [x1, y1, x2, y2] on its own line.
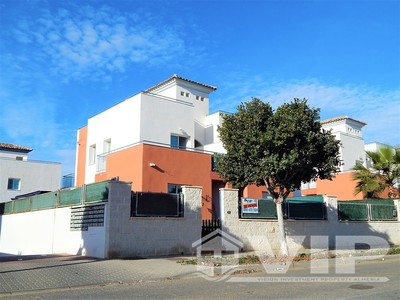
[275, 200, 289, 256]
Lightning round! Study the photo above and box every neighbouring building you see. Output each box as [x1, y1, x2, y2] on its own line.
[0, 143, 62, 203]
[300, 116, 399, 200]
[364, 142, 394, 168]
[364, 142, 400, 192]
[75, 75, 267, 219]
[301, 116, 369, 200]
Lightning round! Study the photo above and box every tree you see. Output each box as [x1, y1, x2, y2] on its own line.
[353, 146, 400, 198]
[216, 98, 340, 255]
[352, 164, 385, 198]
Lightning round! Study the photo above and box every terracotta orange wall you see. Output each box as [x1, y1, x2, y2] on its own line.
[380, 187, 399, 199]
[302, 172, 398, 200]
[141, 145, 213, 218]
[95, 144, 144, 190]
[227, 183, 294, 199]
[95, 144, 214, 219]
[75, 126, 88, 187]
[243, 185, 267, 198]
[302, 172, 363, 200]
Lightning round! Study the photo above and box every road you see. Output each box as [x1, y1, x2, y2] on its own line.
[1, 255, 399, 299]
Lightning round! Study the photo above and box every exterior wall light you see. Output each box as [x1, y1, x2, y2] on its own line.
[149, 163, 156, 167]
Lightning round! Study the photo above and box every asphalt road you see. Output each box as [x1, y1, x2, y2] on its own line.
[2, 255, 399, 299]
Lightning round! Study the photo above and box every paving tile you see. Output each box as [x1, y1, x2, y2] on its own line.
[0, 255, 198, 294]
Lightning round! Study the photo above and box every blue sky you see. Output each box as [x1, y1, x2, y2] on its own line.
[1, 0, 399, 176]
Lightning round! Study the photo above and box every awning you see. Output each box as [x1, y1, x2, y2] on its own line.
[285, 195, 324, 203]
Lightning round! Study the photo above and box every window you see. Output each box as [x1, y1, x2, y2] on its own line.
[302, 180, 316, 189]
[195, 95, 205, 101]
[180, 91, 185, 96]
[170, 135, 187, 149]
[185, 92, 189, 97]
[168, 184, 183, 194]
[8, 178, 21, 190]
[103, 139, 111, 153]
[89, 144, 96, 165]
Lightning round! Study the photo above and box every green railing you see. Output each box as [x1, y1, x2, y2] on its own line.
[32, 192, 58, 210]
[0, 181, 110, 215]
[85, 182, 109, 203]
[240, 196, 326, 220]
[59, 188, 82, 206]
[338, 199, 397, 221]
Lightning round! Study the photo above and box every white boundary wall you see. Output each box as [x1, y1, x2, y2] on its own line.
[220, 188, 400, 252]
[0, 182, 202, 259]
[0, 206, 107, 258]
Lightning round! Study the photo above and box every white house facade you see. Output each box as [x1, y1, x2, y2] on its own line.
[78, 74, 225, 185]
[0, 143, 62, 203]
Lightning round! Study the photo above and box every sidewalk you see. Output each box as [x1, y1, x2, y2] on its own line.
[0, 248, 396, 296]
[0, 254, 199, 295]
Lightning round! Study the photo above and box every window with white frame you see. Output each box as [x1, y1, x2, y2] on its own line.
[301, 180, 317, 189]
[7, 178, 21, 190]
[103, 139, 111, 153]
[89, 144, 96, 165]
[170, 135, 187, 149]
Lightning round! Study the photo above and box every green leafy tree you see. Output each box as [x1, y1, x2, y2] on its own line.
[216, 98, 340, 255]
[353, 146, 400, 198]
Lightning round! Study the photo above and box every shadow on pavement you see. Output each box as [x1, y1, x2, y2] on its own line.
[0, 253, 97, 263]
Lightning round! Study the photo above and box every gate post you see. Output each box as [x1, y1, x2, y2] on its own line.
[182, 186, 202, 242]
[219, 188, 239, 231]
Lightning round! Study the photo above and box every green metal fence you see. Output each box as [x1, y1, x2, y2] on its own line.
[338, 202, 369, 221]
[31, 192, 58, 210]
[59, 188, 82, 206]
[13, 198, 31, 213]
[338, 199, 397, 221]
[85, 181, 109, 203]
[284, 195, 326, 220]
[4, 201, 13, 214]
[0, 181, 110, 215]
[240, 196, 326, 220]
[240, 198, 277, 219]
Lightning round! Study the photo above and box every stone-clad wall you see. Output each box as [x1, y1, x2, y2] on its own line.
[220, 188, 400, 253]
[106, 183, 202, 258]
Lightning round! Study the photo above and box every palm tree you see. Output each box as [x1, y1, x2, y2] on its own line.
[352, 164, 385, 198]
[353, 146, 400, 198]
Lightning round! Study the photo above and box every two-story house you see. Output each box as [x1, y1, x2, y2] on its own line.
[301, 116, 368, 199]
[0, 143, 62, 203]
[75, 75, 269, 219]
